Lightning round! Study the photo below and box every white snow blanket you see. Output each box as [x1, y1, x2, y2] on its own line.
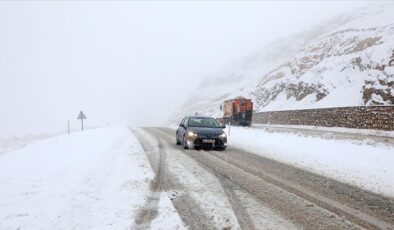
[0, 127, 154, 229]
[228, 127, 394, 198]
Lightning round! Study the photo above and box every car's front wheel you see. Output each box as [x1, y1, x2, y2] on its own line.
[183, 136, 189, 149]
[176, 131, 181, 145]
[216, 146, 226, 151]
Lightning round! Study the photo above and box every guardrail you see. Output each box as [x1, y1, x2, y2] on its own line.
[252, 106, 394, 131]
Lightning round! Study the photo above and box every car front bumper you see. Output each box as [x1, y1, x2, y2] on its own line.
[185, 135, 227, 149]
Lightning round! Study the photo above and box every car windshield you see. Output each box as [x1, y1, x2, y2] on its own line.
[188, 117, 220, 128]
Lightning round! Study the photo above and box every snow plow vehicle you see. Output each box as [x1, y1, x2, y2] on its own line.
[220, 96, 253, 126]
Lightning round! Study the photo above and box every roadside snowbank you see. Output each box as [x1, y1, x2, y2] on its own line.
[252, 124, 394, 138]
[0, 127, 154, 229]
[228, 127, 394, 197]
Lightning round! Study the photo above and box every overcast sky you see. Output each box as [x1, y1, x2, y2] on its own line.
[0, 1, 372, 137]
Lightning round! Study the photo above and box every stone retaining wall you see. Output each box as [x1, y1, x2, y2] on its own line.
[253, 106, 394, 131]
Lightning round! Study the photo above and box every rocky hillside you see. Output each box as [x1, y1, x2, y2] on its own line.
[173, 3, 394, 122]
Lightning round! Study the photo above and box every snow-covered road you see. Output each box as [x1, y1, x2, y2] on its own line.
[137, 127, 394, 229]
[1, 126, 393, 229]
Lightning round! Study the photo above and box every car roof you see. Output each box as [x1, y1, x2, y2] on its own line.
[187, 116, 214, 119]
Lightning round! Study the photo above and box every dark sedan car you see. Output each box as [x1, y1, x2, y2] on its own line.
[176, 116, 227, 150]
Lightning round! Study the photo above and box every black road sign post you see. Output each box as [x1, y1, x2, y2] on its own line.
[77, 111, 87, 131]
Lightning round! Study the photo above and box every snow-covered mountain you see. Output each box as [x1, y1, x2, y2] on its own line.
[173, 3, 394, 122]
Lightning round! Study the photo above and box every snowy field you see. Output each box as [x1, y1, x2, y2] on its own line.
[0, 134, 56, 156]
[0, 127, 155, 229]
[228, 126, 394, 197]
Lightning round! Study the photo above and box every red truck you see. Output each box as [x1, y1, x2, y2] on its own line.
[220, 96, 253, 126]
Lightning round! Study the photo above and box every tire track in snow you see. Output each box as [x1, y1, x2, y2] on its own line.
[152, 128, 296, 230]
[132, 128, 214, 230]
[131, 129, 165, 229]
[218, 176, 256, 230]
[153, 128, 256, 229]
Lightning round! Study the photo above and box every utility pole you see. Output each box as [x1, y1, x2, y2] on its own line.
[228, 121, 231, 136]
[67, 120, 70, 134]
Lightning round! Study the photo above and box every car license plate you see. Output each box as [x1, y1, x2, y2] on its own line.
[202, 139, 215, 143]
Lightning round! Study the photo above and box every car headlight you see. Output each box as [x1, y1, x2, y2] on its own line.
[219, 133, 226, 138]
[187, 131, 198, 137]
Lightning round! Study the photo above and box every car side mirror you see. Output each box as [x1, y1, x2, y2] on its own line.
[180, 124, 185, 128]
[221, 124, 226, 129]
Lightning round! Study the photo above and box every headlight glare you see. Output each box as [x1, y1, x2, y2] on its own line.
[187, 131, 198, 137]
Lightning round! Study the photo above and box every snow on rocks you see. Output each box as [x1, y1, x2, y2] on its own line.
[0, 127, 153, 230]
[228, 126, 394, 198]
[173, 3, 394, 122]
